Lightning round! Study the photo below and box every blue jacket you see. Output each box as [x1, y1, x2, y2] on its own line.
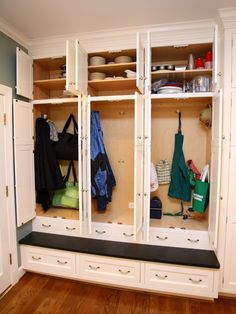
[91, 111, 116, 210]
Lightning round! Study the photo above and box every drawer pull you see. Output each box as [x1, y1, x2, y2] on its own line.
[95, 230, 106, 234]
[156, 236, 168, 240]
[32, 256, 42, 261]
[118, 269, 131, 275]
[42, 223, 51, 228]
[187, 238, 200, 243]
[123, 232, 134, 237]
[57, 260, 68, 265]
[189, 278, 202, 284]
[66, 227, 76, 231]
[89, 265, 100, 271]
[155, 274, 168, 280]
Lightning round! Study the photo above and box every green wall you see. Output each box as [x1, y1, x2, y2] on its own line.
[0, 32, 32, 256]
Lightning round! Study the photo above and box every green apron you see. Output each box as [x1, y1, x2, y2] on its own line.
[168, 112, 192, 202]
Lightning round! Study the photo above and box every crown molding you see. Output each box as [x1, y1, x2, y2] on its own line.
[0, 18, 29, 48]
[218, 7, 236, 28]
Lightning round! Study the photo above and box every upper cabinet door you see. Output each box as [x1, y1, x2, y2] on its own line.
[232, 33, 236, 88]
[145, 32, 151, 93]
[75, 40, 88, 96]
[213, 24, 221, 88]
[133, 93, 144, 240]
[136, 33, 145, 94]
[78, 95, 83, 233]
[13, 99, 35, 227]
[208, 89, 223, 249]
[16, 47, 33, 99]
[66, 40, 76, 95]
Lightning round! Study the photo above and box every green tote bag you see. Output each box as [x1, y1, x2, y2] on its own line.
[192, 164, 209, 213]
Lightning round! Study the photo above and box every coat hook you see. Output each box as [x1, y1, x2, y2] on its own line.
[119, 111, 125, 115]
[176, 109, 181, 114]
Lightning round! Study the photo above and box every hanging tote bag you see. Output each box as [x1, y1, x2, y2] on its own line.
[192, 164, 209, 213]
[53, 114, 78, 160]
[52, 160, 79, 209]
[156, 160, 171, 185]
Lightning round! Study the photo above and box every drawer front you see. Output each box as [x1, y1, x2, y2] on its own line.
[32, 217, 80, 236]
[145, 262, 216, 297]
[149, 228, 210, 250]
[21, 245, 76, 276]
[91, 223, 134, 242]
[78, 254, 140, 284]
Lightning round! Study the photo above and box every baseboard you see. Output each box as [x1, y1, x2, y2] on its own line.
[17, 266, 26, 281]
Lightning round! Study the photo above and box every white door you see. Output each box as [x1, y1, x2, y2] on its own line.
[13, 100, 35, 227]
[16, 47, 33, 99]
[75, 40, 88, 96]
[143, 91, 152, 241]
[232, 33, 236, 88]
[208, 89, 223, 248]
[213, 23, 222, 88]
[136, 33, 145, 94]
[134, 93, 144, 240]
[0, 89, 11, 294]
[78, 95, 83, 233]
[66, 40, 76, 95]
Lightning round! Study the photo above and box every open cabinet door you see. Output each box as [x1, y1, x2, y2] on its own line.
[145, 32, 151, 93]
[75, 40, 88, 96]
[143, 91, 152, 241]
[213, 24, 221, 88]
[78, 95, 83, 233]
[136, 33, 145, 94]
[13, 100, 35, 226]
[66, 40, 76, 95]
[16, 47, 33, 99]
[133, 93, 144, 240]
[208, 89, 223, 249]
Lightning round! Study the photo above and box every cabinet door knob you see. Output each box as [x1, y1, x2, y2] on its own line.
[118, 269, 131, 275]
[189, 278, 202, 284]
[155, 274, 168, 279]
[57, 260, 68, 265]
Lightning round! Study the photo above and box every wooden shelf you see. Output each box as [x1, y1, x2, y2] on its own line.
[152, 92, 213, 99]
[88, 78, 136, 92]
[34, 78, 66, 89]
[33, 97, 78, 105]
[88, 62, 136, 76]
[151, 68, 212, 80]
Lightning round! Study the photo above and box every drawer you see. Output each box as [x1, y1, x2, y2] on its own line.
[91, 223, 135, 242]
[78, 254, 140, 284]
[32, 217, 80, 236]
[149, 228, 210, 250]
[145, 262, 217, 298]
[21, 245, 76, 276]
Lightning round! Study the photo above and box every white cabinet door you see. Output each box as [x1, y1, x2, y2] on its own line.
[66, 40, 76, 95]
[213, 24, 220, 87]
[136, 33, 145, 94]
[232, 33, 236, 88]
[75, 40, 88, 96]
[134, 93, 144, 240]
[13, 100, 35, 226]
[78, 95, 83, 233]
[16, 47, 33, 99]
[145, 32, 151, 93]
[223, 146, 236, 293]
[230, 93, 236, 146]
[208, 89, 223, 248]
[143, 92, 152, 241]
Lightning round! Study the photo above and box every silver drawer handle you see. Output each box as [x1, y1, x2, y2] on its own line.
[57, 260, 68, 265]
[89, 265, 100, 271]
[155, 274, 168, 280]
[123, 232, 134, 237]
[137, 136, 142, 139]
[66, 227, 76, 231]
[95, 230, 106, 234]
[156, 236, 168, 241]
[32, 256, 42, 261]
[118, 269, 131, 275]
[42, 223, 51, 228]
[189, 278, 202, 284]
[187, 238, 200, 243]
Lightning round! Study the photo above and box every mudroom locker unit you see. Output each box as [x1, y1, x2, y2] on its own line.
[15, 27, 222, 298]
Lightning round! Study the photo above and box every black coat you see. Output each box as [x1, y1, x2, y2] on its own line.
[35, 118, 65, 191]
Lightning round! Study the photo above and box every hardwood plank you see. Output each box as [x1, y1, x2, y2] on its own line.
[1, 273, 236, 314]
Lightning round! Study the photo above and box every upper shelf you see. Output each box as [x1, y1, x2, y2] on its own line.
[151, 69, 213, 80]
[88, 62, 136, 76]
[34, 78, 66, 89]
[88, 78, 136, 92]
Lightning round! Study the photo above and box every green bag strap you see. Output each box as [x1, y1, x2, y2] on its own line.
[64, 160, 77, 185]
[178, 111, 182, 134]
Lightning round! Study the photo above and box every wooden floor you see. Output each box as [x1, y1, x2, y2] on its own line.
[1, 273, 236, 314]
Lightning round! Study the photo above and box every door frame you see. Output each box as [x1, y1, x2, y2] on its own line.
[0, 84, 19, 290]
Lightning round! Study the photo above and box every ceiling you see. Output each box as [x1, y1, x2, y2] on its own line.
[0, 0, 235, 40]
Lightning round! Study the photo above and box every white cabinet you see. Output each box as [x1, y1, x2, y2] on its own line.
[16, 47, 33, 99]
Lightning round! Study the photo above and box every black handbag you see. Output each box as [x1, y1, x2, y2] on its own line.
[53, 114, 78, 160]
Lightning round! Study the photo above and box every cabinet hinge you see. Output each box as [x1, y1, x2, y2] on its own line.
[226, 216, 228, 224]
[9, 253, 12, 265]
[229, 151, 231, 159]
[3, 113, 6, 125]
[6, 186, 9, 197]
